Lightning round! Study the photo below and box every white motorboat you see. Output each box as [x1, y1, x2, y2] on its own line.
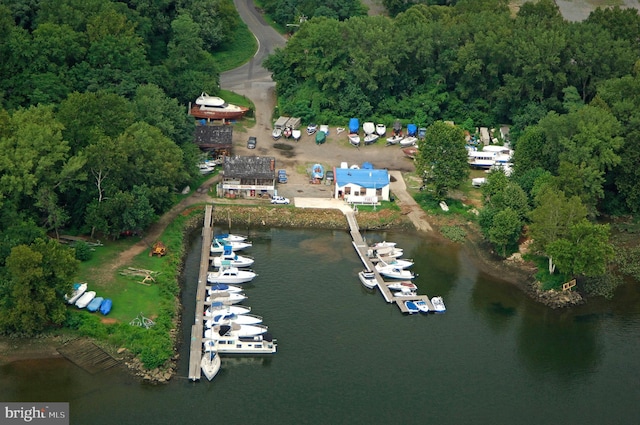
[200, 349, 221, 381]
[400, 136, 417, 147]
[75, 291, 96, 309]
[292, 129, 301, 141]
[272, 127, 282, 140]
[370, 241, 397, 249]
[210, 238, 252, 254]
[206, 291, 247, 305]
[405, 300, 420, 314]
[190, 93, 249, 120]
[205, 323, 268, 339]
[307, 123, 317, 135]
[198, 162, 216, 175]
[375, 263, 415, 279]
[348, 134, 361, 146]
[386, 281, 418, 292]
[205, 312, 263, 327]
[207, 266, 256, 284]
[363, 122, 375, 135]
[393, 287, 417, 298]
[212, 253, 254, 269]
[320, 124, 329, 135]
[377, 255, 413, 269]
[367, 246, 404, 259]
[386, 135, 404, 145]
[205, 301, 251, 317]
[358, 269, 377, 289]
[214, 233, 247, 242]
[376, 123, 386, 136]
[203, 333, 277, 355]
[363, 133, 379, 145]
[64, 282, 88, 305]
[431, 296, 446, 313]
[208, 283, 243, 293]
[415, 300, 430, 313]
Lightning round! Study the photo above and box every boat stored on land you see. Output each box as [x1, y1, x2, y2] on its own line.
[349, 134, 361, 146]
[363, 122, 375, 135]
[311, 164, 324, 180]
[190, 93, 249, 120]
[99, 298, 112, 315]
[86, 296, 104, 312]
[386, 135, 404, 145]
[376, 123, 386, 136]
[75, 291, 96, 309]
[363, 134, 379, 145]
[64, 282, 88, 305]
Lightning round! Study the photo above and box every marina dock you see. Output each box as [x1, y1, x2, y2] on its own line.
[188, 205, 214, 381]
[345, 209, 435, 313]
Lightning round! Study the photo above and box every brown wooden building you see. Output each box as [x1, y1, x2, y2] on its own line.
[220, 156, 276, 198]
[194, 124, 233, 157]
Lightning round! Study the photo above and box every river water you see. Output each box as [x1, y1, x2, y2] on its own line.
[2, 228, 640, 424]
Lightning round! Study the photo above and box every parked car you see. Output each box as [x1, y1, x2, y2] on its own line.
[271, 195, 290, 204]
[325, 170, 334, 182]
[247, 136, 257, 149]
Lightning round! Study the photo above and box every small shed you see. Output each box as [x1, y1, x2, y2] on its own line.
[194, 125, 233, 156]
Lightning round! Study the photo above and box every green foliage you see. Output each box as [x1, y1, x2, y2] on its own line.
[529, 254, 570, 291]
[0, 238, 79, 335]
[583, 273, 623, 300]
[440, 225, 467, 243]
[73, 241, 93, 261]
[487, 208, 522, 258]
[416, 121, 469, 200]
[613, 246, 640, 282]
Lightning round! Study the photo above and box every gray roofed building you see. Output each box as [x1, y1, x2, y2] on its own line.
[194, 125, 233, 155]
[220, 156, 277, 199]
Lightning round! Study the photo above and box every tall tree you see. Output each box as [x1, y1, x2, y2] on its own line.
[0, 238, 79, 335]
[415, 121, 468, 200]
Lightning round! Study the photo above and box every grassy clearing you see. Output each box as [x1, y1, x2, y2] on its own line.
[212, 22, 258, 71]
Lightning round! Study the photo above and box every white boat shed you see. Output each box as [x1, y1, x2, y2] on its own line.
[333, 168, 390, 204]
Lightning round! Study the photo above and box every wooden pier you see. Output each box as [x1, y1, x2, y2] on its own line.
[57, 339, 119, 374]
[345, 210, 435, 313]
[188, 204, 214, 381]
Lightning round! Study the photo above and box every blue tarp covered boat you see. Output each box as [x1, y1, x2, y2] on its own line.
[100, 298, 112, 315]
[311, 163, 324, 180]
[407, 124, 417, 136]
[362, 162, 374, 169]
[349, 118, 359, 134]
[87, 296, 104, 312]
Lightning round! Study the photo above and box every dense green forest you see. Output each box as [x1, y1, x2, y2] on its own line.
[265, 0, 640, 293]
[0, 0, 242, 336]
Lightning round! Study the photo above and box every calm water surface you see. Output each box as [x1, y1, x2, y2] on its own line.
[2, 228, 640, 424]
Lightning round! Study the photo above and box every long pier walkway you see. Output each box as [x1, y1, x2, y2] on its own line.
[344, 209, 434, 313]
[188, 204, 214, 381]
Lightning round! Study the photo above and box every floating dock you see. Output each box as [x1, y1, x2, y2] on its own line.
[188, 205, 214, 381]
[345, 209, 434, 313]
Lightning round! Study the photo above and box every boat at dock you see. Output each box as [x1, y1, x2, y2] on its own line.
[431, 296, 446, 313]
[205, 323, 268, 339]
[214, 233, 247, 242]
[206, 291, 247, 305]
[375, 264, 415, 280]
[205, 312, 263, 327]
[208, 283, 243, 293]
[200, 346, 221, 381]
[367, 246, 404, 259]
[210, 238, 252, 254]
[376, 255, 413, 269]
[404, 301, 420, 314]
[414, 300, 430, 313]
[203, 333, 277, 355]
[212, 245, 255, 268]
[392, 287, 417, 298]
[358, 270, 377, 289]
[205, 302, 251, 317]
[207, 265, 257, 284]
[386, 281, 418, 292]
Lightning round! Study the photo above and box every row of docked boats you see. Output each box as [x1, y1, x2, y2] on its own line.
[360, 240, 446, 315]
[201, 233, 277, 381]
[64, 282, 112, 315]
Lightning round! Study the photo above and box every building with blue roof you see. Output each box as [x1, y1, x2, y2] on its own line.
[333, 167, 390, 203]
